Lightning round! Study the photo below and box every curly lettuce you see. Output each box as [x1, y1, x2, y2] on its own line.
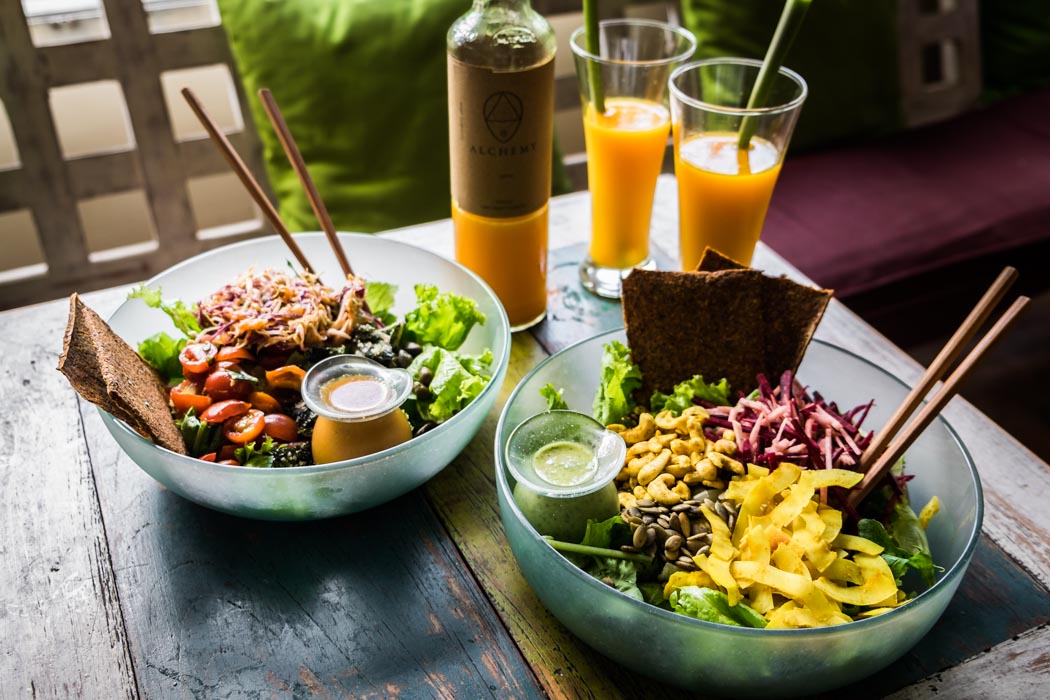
[592, 341, 642, 426]
[403, 284, 486, 351]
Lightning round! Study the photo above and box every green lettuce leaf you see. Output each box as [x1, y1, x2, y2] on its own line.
[403, 284, 486, 351]
[128, 285, 201, 337]
[235, 436, 276, 468]
[138, 332, 186, 382]
[406, 346, 492, 424]
[670, 586, 767, 628]
[540, 383, 569, 411]
[858, 509, 938, 588]
[175, 408, 222, 458]
[578, 516, 645, 601]
[365, 281, 398, 326]
[650, 374, 732, 414]
[592, 341, 642, 426]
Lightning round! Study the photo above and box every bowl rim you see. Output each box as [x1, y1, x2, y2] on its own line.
[104, 231, 512, 476]
[495, 327, 984, 636]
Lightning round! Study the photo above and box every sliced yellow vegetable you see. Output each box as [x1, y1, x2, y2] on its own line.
[814, 553, 898, 606]
[770, 483, 815, 527]
[832, 533, 884, 556]
[663, 570, 715, 599]
[695, 553, 741, 606]
[798, 468, 865, 490]
[918, 496, 941, 529]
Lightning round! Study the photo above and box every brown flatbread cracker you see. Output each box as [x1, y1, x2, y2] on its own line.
[621, 268, 832, 397]
[696, 247, 746, 273]
[58, 294, 187, 454]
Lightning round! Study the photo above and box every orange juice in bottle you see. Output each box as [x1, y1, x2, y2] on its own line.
[447, 0, 556, 330]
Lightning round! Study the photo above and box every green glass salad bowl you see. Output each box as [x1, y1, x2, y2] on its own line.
[494, 329, 982, 698]
[100, 233, 510, 521]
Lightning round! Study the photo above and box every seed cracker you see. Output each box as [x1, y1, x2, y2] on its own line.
[58, 294, 187, 454]
[621, 268, 832, 397]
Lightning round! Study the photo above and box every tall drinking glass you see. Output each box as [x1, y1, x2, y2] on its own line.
[571, 20, 696, 298]
[669, 58, 807, 270]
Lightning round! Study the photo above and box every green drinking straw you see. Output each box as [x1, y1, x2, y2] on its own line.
[584, 0, 605, 114]
[738, 0, 812, 150]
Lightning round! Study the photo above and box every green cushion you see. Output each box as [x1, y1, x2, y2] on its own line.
[218, 0, 570, 234]
[981, 1, 1050, 101]
[681, 0, 902, 151]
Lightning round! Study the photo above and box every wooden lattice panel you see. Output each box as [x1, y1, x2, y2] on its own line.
[0, 0, 273, 310]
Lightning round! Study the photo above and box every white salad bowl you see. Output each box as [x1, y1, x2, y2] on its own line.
[495, 329, 982, 698]
[101, 233, 510, 520]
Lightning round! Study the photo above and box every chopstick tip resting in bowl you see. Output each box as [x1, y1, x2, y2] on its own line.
[851, 268, 1028, 507]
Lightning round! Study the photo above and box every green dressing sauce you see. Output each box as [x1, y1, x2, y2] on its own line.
[532, 440, 595, 486]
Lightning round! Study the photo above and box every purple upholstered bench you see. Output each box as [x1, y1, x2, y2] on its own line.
[763, 89, 1050, 299]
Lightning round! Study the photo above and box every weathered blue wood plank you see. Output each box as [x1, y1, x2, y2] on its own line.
[80, 400, 543, 699]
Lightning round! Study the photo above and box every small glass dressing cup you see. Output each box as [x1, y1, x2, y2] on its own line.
[301, 356, 414, 463]
[504, 410, 627, 542]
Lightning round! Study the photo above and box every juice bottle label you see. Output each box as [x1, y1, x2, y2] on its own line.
[448, 55, 554, 218]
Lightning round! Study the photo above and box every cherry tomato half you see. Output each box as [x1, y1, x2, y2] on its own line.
[265, 365, 306, 391]
[249, 391, 282, 414]
[223, 409, 265, 445]
[263, 413, 299, 442]
[216, 346, 255, 363]
[179, 342, 216, 375]
[200, 399, 250, 424]
[199, 452, 217, 463]
[204, 366, 255, 402]
[218, 459, 241, 466]
[219, 444, 239, 461]
[170, 379, 212, 415]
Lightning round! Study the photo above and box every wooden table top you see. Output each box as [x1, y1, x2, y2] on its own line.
[3, 176, 1048, 699]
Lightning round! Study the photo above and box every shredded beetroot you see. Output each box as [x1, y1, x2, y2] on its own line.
[726, 370, 874, 475]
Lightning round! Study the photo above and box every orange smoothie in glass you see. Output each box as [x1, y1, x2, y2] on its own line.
[584, 97, 670, 269]
[675, 132, 782, 270]
[453, 202, 548, 329]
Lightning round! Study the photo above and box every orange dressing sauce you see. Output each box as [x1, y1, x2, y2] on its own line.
[311, 375, 412, 464]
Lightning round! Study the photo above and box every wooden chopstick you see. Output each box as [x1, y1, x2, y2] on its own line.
[257, 88, 354, 277]
[180, 87, 315, 274]
[849, 294, 1030, 507]
[859, 266, 1018, 471]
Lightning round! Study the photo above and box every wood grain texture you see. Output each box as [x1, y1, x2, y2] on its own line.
[0, 295, 137, 699]
[886, 625, 1050, 700]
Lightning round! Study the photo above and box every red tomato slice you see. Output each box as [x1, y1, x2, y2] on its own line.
[249, 391, 282, 414]
[218, 444, 239, 461]
[170, 379, 212, 415]
[223, 409, 265, 444]
[199, 452, 217, 462]
[179, 342, 216, 375]
[200, 400, 250, 424]
[204, 367, 254, 402]
[216, 346, 255, 363]
[263, 413, 299, 442]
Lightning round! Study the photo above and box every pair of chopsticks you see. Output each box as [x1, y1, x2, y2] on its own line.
[848, 267, 1029, 507]
[180, 87, 353, 277]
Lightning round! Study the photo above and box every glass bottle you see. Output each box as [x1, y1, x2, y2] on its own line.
[447, 0, 556, 331]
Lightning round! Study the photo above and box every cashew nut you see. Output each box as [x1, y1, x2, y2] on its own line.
[638, 449, 672, 486]
[618, 491, 637, 511]
[655, 410, 688, 434]
[672, 481, 691, 501]
[618, 413, 655, 444]
[712, 438, 738, 456]
[708, 451, 745, 475]
[646, 473, 682, 506]
[695, 457, 718, 481]
[627, 452, 655, 479]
